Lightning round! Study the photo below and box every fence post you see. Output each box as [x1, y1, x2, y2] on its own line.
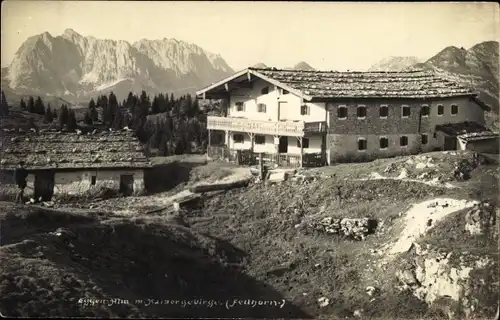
[236, 150, 241, 165]
[259, 153, 264, 181]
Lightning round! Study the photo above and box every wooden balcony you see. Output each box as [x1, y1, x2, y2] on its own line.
[207, 116, 326, 137]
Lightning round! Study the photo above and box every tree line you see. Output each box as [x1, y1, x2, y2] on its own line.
[86, 90, 209, 156]
[4, 89, 218, 156]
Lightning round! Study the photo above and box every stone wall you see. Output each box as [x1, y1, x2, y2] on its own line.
[53, 169, 144, 196]
[309, 217, 378, 240]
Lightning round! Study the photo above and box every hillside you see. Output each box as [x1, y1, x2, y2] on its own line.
[369, 41, 499, 129]
[2, 29, 234, 102]
[412, 41, 498, 111]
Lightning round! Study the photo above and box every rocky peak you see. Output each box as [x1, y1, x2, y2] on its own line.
[293, 61, 315, 71]
[3, 29, 235, 100]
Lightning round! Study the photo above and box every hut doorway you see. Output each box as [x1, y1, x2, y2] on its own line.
[278, 136, 288, 153]
[34, 171, 55, 201]
[119, 174, 134, 196]
[444, 136, 458, 151]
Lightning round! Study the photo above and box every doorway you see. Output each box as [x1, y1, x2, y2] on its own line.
[278, 136, 288, 153]
[119, 174, 134, 196]
[444, 136, 457, 151]
[34, 171, 55, 201]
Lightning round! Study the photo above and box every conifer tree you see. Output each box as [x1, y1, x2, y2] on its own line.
[20, 98, 27, 110]
[35, 96, 45, 115]
[88, 98, 96, 110]
[0, 90, 9, 117]
[28, 96, 35, 113]
[84, 110, 93, 125]
[66, 109, 77, 132]
[59, 105, 69, 129]
[90, 105, 98, 122]
[44, 104, 54, 123]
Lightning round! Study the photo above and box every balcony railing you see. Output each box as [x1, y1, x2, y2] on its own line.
[207, 145, 325, 168]
[207, 116, 326, 137]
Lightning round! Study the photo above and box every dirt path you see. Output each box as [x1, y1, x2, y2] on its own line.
[356, 171, 457, 189]
[92, 166, 253, 215]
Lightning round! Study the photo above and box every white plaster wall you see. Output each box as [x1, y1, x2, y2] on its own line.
[229, 79, 327, 122]
[286, 136, 323, 154]
[279, 93, 327, 122]
[230, 79, 280, 121]
[428, 97, 486, 127]
[53, 169, 145, 196]
[253, 135, 277, 154]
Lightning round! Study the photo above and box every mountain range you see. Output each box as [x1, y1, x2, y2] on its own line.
[1, 29, 498, 126]
[368, 56, 422, 72]
[1, 29, 234, 103]
[369, 41, 499, 114]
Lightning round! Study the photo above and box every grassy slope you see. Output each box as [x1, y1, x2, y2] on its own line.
[184, 153, 498, 319]
[0, 203, 307, 318]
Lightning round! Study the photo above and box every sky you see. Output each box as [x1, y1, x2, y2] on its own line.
[1, 1, 499, 71]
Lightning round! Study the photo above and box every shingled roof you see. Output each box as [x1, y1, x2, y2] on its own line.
[0, 129, 151, 170]
[197, 67, 476, 100]
[435, 121, 499, 142]
[248, 67, 475, 99]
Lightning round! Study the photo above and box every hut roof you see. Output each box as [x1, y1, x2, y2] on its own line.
[249, 67, 475, 99]
[0, 128, 151, 170]
[197, 67, 478, 101]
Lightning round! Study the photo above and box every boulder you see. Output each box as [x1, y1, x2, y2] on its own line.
[312, 217, 376, 240]
[464, 202, 495, 235]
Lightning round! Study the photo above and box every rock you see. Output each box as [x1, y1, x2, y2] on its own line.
[397, 269, 418, 286]
[353, 309, 363, 317]
[465, 204, 494, 235]
[313, 217, 376, 240]
[398, 168, 408, 179]
[415, 162, 427, 169]
[366, 286, 378, 296]
[383, 163, 397, 173]
[317, 297, 329, 308]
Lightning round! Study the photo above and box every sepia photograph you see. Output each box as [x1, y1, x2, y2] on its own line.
[0, 1, 499, 319]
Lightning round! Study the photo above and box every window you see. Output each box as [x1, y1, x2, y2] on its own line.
[233, 134, 244, 143]
[437, 104, 444, 115]
[421, 134, 428, 145]
[358, 138, 367, 151]
[300, 105, 310, 115]
[379, 105, 388, 118]
[379, 137, 388, 149]
[451, 104, 458, 115]
[297, 138, 310, 148]
[400, 136, 408, 147]
[257, 103, 267, 113]
[338, 105, 347, 119]
[421, 104, 430, 117]
[261, 87, 269, 95]
[255, 135, 265, 145]
[401, 105, 411, 118]
[235, 102, 245, 112]
[91, 176, 97, 186]
[357, 105, 367, 119]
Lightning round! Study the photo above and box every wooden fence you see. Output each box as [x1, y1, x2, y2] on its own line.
[207, 146, 324, 168]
